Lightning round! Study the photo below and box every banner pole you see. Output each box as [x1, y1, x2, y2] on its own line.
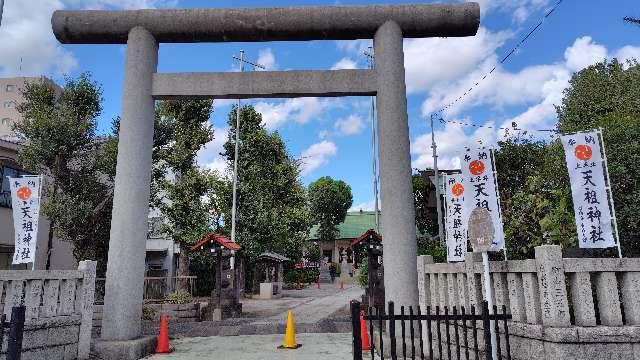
[482, 251, 498, 359]
[597, 128, 622, 258]
[443, 174, 449, 262]
[490, 149, 507, 261]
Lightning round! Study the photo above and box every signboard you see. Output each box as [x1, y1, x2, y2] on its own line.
[560, 131, 616, 249]
[444, 174, 467, 262]
[460, 148, 504, 251]
[467, 207, 494, 253]
[9, 176, 41, 265]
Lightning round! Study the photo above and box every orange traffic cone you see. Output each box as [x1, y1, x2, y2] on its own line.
[360, 311, 372, 351]
[155, 313, 172, 354]
[339, 280, 344, 289]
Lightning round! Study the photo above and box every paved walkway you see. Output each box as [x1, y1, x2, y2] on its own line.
[250, 284, 363, 325]
[145, 333, 354, 360]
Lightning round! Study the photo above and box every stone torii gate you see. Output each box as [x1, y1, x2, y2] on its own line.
[52, 2, 479, 350]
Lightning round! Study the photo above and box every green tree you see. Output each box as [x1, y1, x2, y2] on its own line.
[555, 59, 640, 256]
[15, 73, 117, 274]
[308, 176, 353, 243]
[493, 59, 640, 258]
[151, 99, 219, 288]
[220, 105, 310, 262]
[413, 172, 438, 239]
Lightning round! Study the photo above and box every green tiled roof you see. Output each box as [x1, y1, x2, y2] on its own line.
[307, 210, 427, 241]
[308, 211, 381, 240]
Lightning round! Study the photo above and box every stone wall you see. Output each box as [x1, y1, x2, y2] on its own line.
[417, 245, 640, 360]
[92, 302, 202, 338]
[0, 261, 95, 360]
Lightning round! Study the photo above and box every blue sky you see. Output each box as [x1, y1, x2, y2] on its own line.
[1, 0, 639, 210]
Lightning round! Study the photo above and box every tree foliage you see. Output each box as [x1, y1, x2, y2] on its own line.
[413, 173, 438, 239]
[220, 105, 310, 261]
[308, 176, 353, 243]
[495, 59, 640, 258]
[151, 100, 223, 288]
[151, 100, 218, 247]
[15, 73, 116, 274]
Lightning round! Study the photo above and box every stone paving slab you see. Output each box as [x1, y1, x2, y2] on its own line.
[145, 333, 354, 360]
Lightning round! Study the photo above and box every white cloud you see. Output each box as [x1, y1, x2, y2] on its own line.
[0, 0, 174, 77]
[412, 36, 640, 171]
[411, 121, 496, 170]
[564, 36, 607, 72]
[404, 27, 511, 95]
[331, 57, 358, 70]
[334, 114, 364, 136]
[0, 0, 76, 77]
[197, 126, 229, 175]
[336, 39, 372, 54]
[299, 141, 337, 176]
[256, 48, 277, 71]
[614, 45, 640, 65]
[474, 0, 552, 23]
[254, 98, 334, 130]
[349, 200, 376, 212]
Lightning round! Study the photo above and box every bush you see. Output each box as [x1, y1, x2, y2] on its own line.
[141, 305, 156, 321]
[164, 290, 193, 304]
[417, 239, 447, 263]
[355, 259, 368, 288]
[284, 268, 320, 284]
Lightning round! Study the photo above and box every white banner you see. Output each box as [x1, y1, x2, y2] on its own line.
[9, 176, 41, 264]
[445, 174, 467, 262]
[561, 131, 615, 248]
[460, 148, 504, 251]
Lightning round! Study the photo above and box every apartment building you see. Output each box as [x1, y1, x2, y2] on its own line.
[0, 76, 60, 139]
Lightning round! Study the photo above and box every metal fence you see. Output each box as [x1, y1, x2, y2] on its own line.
[95, 276, 197, 304]
[351, 300, 512, 360]
[0, 306, 26, 360]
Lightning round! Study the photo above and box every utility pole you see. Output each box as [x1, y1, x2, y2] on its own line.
[364, 47, 380, 232]
[0, 0, 5, 28]
[230, 50, 265, 244]
[431, 114, 444, 244]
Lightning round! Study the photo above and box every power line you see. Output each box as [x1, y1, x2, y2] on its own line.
[437, 117, 558, 136]
[624, 16, 640, 27]
[431, 0, 564, 125]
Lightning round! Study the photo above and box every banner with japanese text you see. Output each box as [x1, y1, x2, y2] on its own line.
[460, 148, 504, 251]
[561, 131, 615, 248]
[9, 176, 41, 264]
[444, 174, 467, 262]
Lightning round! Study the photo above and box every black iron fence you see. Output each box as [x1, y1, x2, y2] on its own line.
[351, 300, 512, 360]
[0, 306, 26, 360]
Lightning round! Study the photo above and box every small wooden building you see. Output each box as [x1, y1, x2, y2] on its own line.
[191, 233, 243, 320]
[255, 251, 290, 299]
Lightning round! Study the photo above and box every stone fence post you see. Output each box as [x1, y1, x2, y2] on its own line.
[535, 245, 570, 327]
[417, 255, 433, 309]
[78, 260, 97, 360]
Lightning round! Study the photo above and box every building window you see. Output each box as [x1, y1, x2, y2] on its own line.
[1, 118, 9, 126]
[5, 85, 16, 92]
[0, 166, 29, 208]
[3, 101, 15, 109]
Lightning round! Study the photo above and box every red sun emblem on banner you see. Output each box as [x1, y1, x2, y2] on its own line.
[574, 144, 592, 161]
[16, 186, 32, 201]
[469, 160, 485, 176]
[451, 183, 464, 197]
